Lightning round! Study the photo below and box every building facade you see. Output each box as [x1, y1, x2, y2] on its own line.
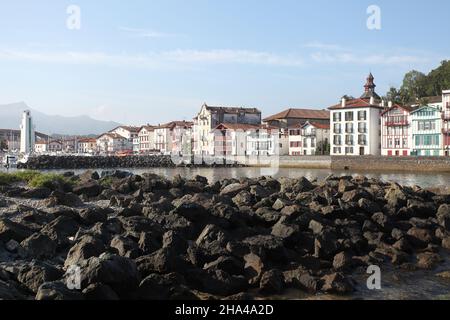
[170, 121, 194, 155]
[97, 133, 129, 155]
[213, 123, 277, 157]
[138, 126, 156, 154]
[329, 74, 383, 156]
[34, 140, 48, 153]
[288, 121, 330, 156]
[78, 138, 97, 154]
[263, 108, 330, 156]
[48, 140, 63, 153]
[442, 90, 450, 156]
[411, 105, 442, 156]
[381, 104, 414, 156]
[193, 104, 261, 156]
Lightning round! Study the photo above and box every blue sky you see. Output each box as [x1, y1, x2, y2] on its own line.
[0, 0, 448, 125]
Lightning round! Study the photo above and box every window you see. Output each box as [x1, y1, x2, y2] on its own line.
[333, 135, 342, 145]
[345, 135, 354, 145]
[334, 124, 341, 134]
[345, 123, 354, 133]
[345, 112, 354, 121]
[358, 122, 367, 133]
[345, 147, 354, 154]
[395, 138, 401, 148]
[358, 111, 367, 121]
[358, 135, 367, 145]
[333, 112, 342, 122]
[333, 147, 342, 154]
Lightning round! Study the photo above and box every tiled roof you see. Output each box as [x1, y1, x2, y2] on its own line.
[328, 98, 384, 110]
[78, 138, 97, 143]
[381, 104, 416, 116]
[155, 121, 194, 129]
[97, 132, 125, 139]
[263, 108, 330, 122]
[203, 104, 261, 114]
[111, 126, 140, 133]
[138, 125, 156, 132]
[309, 122, 330, 129]
[214, 123, 277, 131]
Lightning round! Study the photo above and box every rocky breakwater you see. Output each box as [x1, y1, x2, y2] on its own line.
[17, 155, 244, 170]
[0, 170, 450, 300]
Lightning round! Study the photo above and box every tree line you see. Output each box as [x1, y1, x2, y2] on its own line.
[384, 60, 450, 106]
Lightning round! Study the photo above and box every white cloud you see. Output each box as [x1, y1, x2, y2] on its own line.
[310, 51, 430, 65]
[303, 41, 344, 51]
[0, 48, 305, 68]
[118, 27, 179, 38]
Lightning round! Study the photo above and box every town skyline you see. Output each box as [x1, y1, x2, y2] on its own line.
[1, 0, 449, 124]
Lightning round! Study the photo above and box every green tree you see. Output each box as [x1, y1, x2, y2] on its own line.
[400, 70, 427, 103]
[315, 140, 330, 155]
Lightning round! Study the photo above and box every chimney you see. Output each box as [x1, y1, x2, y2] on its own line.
[370, 96, 375, 105]
[341, 98, 346, 107]
[388, 101, 393, 108]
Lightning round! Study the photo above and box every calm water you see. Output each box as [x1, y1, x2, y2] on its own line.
[2, 167, 450, 190]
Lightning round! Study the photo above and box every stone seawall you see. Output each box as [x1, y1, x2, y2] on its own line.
[331, 156, 450, 173]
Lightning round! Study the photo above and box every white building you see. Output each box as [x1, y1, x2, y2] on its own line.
[34, 140, 48, 154]
[193, 104, 262, 156]
[329, 74, 383, 156]
[138, 125, 156, 154]
[48, 140, 63, 153]
[213, 123, 278, 156]
[289, 121, 330, 156]
[154, 123, 173, 154]
[78, 138, 97, 154]
[20, 110, 35, 154]
[170, 121, 193, 155]
[97, 133, 129, 155]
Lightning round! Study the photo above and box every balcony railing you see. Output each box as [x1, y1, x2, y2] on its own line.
[385, 120, 409, 126]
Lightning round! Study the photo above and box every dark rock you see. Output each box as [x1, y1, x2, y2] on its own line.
[437, 204, 450, 231]
[0, 218, 33, 243]
[82, 283, 119, 300]
[135, 248, 187, 277]
[259, 269, 284, 295]
[333, 251, 353, 270]
[416, 252, 443, 269]
[45, 191, 83, 207]
[41, 216, 80, 248]
[110, 235, 140, 259]
[64, 235, 106, 268]
[204, 256, 244, 276]
[321, 272, 354, 294]
[18, 262, 63, 293]
[407, 227, 434, 248]
[20, 187, 52, 199]
[79, 207, 110, 225]
[20, 233, 56, 259]
[243, 253, 264, 285]
[220, 183, 248, 197]
[36, 281, 84, 300]
[79, 253, 140, 297]
[283, 269, 318, 293]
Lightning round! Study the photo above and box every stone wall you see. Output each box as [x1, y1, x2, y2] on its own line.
[331, 156, 450, 172]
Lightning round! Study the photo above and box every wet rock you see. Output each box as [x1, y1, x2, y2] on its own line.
[259, 269, 284, 295]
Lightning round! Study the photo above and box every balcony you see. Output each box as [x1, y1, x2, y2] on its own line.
[385, 120, 409, 126]
[442, 112, 450, 121]
[443, 128, 450, 135]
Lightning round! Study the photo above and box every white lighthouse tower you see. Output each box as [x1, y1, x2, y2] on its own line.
[20, 110, 35, 154]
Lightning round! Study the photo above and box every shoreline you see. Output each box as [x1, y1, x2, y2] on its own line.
[11, 155, 450, 173]
[1, 170, 450, 300]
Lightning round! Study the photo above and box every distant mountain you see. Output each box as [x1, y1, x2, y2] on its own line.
[0, 102, 121, 135]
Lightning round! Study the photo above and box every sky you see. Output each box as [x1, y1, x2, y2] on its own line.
[0, 0, 449, 125]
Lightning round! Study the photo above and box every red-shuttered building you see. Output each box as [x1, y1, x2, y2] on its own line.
[381, 104, 415, 156]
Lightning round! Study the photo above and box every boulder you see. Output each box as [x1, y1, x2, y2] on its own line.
[437, 204, 450, 231]
[79, 207, 110, 225]
[243, 253, 264, 285]
[18, 262, 63, 293]
[45, 191, 83, 207]
[36, 281, 84, 300]
[73, 181, 103, 197]
[82, 283, 119, 300]
[64, 235, 106, 268]
[321, 272, 354, 294]
[79, 253, 140, 296]
[110, 235, 140, 259]
[20, 233, 56, 259]
[0, 218, 33, 243]
[416, 252, 443, 270]
[259, 269, 284, 295]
